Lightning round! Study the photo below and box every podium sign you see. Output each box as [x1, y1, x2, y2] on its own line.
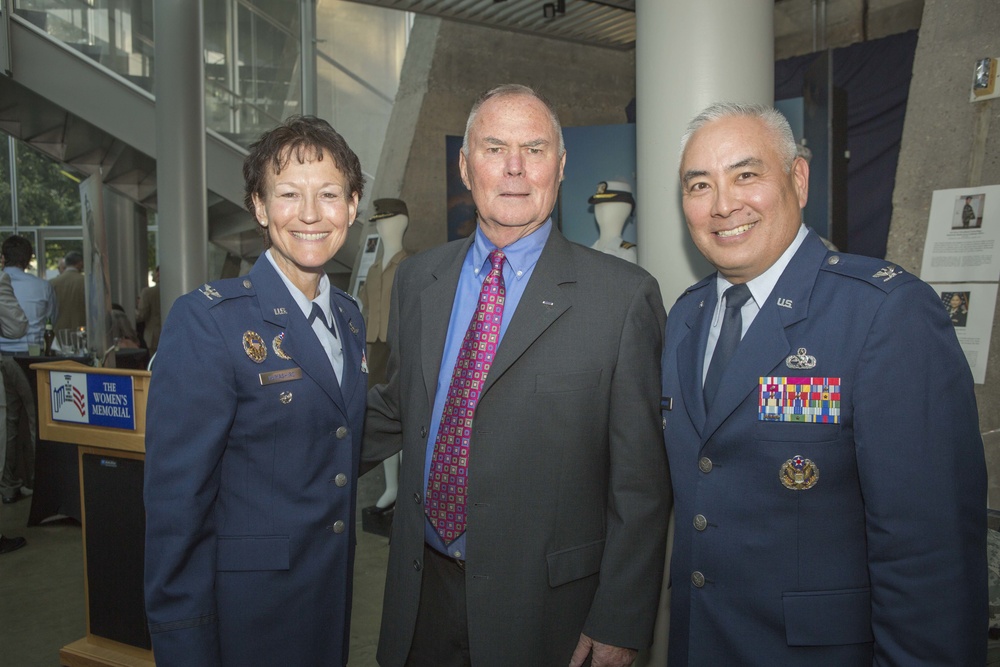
[50, 371, 136, 430]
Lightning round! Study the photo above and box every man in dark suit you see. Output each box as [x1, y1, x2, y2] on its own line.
[662, 102, 986, 665]
[365, 84, 670, 667]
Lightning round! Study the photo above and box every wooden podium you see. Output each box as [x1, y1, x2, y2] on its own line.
[33, 361, 155, 667]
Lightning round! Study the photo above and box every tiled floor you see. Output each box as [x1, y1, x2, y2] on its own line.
[0, 468, 391, 666]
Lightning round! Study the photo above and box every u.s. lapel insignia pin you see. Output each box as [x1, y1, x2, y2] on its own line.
[272, 333, 291, 360]
[243, 331, 267, 363]
[348, 320, 359, 336]
[780, 455, 819, 490]
[785, 347, 817, 370]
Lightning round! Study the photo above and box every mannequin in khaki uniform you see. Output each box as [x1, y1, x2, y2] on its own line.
[359, 198, 409, 512]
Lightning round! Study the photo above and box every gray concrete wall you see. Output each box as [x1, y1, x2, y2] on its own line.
[886, 0, 1000, 478]
[377, 15, 635, 254]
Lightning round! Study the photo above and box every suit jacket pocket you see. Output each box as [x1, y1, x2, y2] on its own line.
[546, 539, 605, 587]
[754, 420, 840, 443]
[216, 535, 290, 571]
[535, 369, 602, 393]
[783, 587, 873, 646]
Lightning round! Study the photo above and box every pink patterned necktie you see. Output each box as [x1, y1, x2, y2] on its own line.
[426, 248, 506, 545]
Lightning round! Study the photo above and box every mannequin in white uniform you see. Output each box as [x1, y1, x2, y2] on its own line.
[588, 180, 637, 264]
[359, 199, 409, 513]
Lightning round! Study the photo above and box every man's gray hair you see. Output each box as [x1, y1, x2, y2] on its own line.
[679, 102, 798, 171]
[461, 84, 566, 157]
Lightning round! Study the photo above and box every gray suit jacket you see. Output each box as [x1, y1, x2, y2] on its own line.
[365, 229, 671, 666]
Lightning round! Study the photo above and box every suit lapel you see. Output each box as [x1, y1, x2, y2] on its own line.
[483, 232, 573, 394]
[700, 233, 828, 445]
[330, 291, 362, 404]
[420, 238, 471, 410]
[676, 281, 715, 437]
[253, 259, 346, 416]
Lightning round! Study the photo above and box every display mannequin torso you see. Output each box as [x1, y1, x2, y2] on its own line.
[591, 201, 637, 264]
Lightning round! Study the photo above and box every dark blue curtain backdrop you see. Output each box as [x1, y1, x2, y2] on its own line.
[776, 30, 918, 259]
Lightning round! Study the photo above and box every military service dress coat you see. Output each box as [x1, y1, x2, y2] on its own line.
[365, 229, 671, 666]
[144, 258, 367, 667]
[662, 231, 986, 665]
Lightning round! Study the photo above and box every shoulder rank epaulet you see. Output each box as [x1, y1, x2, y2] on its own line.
[675, 274, 713, 303]
[620, 241, 637, 250]
[193, 276, 256, 307]
[820, 253, 916, 293]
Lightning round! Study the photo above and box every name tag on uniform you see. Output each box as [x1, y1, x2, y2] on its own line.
[259, 367, 303, 386]
[759, 376, 841, 423]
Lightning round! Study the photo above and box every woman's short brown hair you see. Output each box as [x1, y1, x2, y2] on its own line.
[243, 116, 364, 247]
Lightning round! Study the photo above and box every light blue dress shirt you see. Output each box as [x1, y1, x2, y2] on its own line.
[0, 266, 58, 352]
[423, 221, 552, 559]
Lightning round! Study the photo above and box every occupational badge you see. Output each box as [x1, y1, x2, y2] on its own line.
[272, 333, 291, 360]
[872, 265, 901, 282]
[361, 350, 369, 374]
[243, 331, 267, 363]
[780, 455, 819, 490]
[785, 347, 817, 370]
[199, 284, 222, 300]
[279, 391, 293, 404]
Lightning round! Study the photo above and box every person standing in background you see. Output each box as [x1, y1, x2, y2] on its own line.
[0, 269, 27, 552]
[50, 251, 86, 331]
[0, 235, 56, 506]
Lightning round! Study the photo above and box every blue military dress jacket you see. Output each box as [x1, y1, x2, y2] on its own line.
[662, 231, 986, 665]
[144, 257, 367, 666]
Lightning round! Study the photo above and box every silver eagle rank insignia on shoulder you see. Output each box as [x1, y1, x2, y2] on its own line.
[872, 265, 902, 282]
[200, 284, 222, 300]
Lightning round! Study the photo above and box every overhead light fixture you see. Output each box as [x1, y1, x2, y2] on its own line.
[543, 0, 565, 19]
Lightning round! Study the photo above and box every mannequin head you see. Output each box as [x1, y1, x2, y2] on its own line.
[588, 180, 634, 238]
[370, 198, 410, 267]
[376, 213, 409, 245]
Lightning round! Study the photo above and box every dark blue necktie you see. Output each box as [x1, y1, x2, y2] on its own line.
[308, 302, 337, 339]
[703, 283, 752, 409]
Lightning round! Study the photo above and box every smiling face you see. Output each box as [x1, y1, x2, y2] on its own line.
[252, 148, 358, 297]
[680, 115, 809, 284]
[460, 93, 565, 247]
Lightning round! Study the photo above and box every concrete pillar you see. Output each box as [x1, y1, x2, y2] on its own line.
[154, 0, 207, 316]
[300, 0, 317, 117]
[635, 0, 774, 301]
[103, 189, 141, 316]
[633, 4, 773, 665]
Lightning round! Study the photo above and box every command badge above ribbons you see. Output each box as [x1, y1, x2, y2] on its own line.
[50, 371, 136, 430]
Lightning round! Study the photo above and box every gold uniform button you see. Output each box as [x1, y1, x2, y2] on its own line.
[334, 474, 347, 487]
[691, 571, 706, 588]
[698, 457, 713, 473]
[693, 514, 708, 531]
[336, 426, 348, 439]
